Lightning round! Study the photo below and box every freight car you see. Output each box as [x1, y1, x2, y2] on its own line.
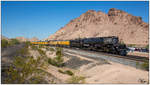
[31, 36, 127, 56]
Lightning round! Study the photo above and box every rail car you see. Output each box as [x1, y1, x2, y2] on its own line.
[31, 36, 127, 56]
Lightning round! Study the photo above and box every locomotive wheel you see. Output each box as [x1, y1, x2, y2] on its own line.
[119, 50, 127, 56]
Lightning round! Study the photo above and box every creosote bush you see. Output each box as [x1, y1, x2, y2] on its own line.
[17, 47, 29, 56]
[2, 39, 20, 48]
[67, 75, 85, 84]
[9, 39, 20, 46]
[49, 47, 55, 51]
[58, 69, 73, 76]
[2, 39, 9, 48]
[141, 60, 149, 71]
[48, 57, 64, 67]
[4, 56, 48, 84]
[37, 48, 46, 56]
[31, 45, 38, 50]
[48, 47, 64, 67]
[145, 44, 149, 49]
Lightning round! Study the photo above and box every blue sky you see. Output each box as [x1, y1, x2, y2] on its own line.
[1, 1, 149, 40]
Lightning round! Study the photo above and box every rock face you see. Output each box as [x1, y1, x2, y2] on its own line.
[29, 37, 39, 42]
[16, 37, 29, 42]
[16, 37, 39, 42]
[47, 8, 148, 46]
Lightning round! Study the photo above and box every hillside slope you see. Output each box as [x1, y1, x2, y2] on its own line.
[47, 8, 148, 46]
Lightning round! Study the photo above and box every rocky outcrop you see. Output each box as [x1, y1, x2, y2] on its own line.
[16, 37, 29, 42]
[47, 8, 148, 46]
[29, 37, 39, 42]
[16, 37, 39, 42]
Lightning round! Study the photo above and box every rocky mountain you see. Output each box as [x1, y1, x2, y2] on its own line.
[16, 37, 29, 42]
[47, 8, 148, 46]
[29, 37, 39, 42]
[16, 37, 39, 42]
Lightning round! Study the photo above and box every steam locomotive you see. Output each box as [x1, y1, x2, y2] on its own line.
[31, 36, 127, 56]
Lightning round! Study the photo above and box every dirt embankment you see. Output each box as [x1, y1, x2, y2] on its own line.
[29, 46, 149, 84]
[2, 44, 148, 84]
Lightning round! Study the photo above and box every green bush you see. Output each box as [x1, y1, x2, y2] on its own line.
[39, 44, 44, 48]
[54, 56, 64, 64]
[58, 69, 73, 76]
[1, 39, 9, 48]
[67, 75, 85, 84]
[38, 48, 46, 56]
[141, 60, 149, 71]
[5, 56, 38, 83]
[49, 47, 55, 51]
[31, 45, 38, 50]
[128, 44, 136, 47]
[47, 47, 64, 67]
[9, 39, 20, 46]
[25, 41, 31, 48]
[48, 58, 58, 66]
[145, 45, 149, 49]
[48, 57, 64, 67]
[17, 47, 29, 56]
[65, 70, 74, 76]
[58, 69, 65, 74]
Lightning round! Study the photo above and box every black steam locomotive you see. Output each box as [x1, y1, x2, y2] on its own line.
[70, 36, 127, 56]
[31, 36, 127, 56]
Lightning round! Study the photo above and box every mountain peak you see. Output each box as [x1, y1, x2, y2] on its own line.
[47, 8, 148, 46]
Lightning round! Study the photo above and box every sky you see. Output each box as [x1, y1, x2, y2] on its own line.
[1, 1, 149, 40]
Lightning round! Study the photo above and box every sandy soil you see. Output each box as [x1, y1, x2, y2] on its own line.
[30, 47, 149, 84]
[78, 59, 149, 84]
[128, 51, 149, 58]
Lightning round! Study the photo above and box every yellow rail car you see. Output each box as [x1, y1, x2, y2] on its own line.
[31, 40, 70, 46]
[31, 41, 48, 45]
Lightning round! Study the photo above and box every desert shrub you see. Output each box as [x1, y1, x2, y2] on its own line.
[58, 69, 73, 76]
[54, 56, 64, 65]
[48, 56, 64, 67]
[47, 47, 64, 67]
[17, 47, 29, 56]
[1, 39, 9, 48]
[37, 48, 46, 56]
[56, 47, 63, 57]
[5, 56, 38, 83]
[4, 55, 53, 84]
[67, 75, 85, 84]
[141, 60, 149, 71]
[39, 44, 44, 48]
[145, 44, 149, 49]
[58, 69, 65, 74]
[65, 70, 74, 76]
[128, 44, 136, 47]
[49, 47, 55, 51]
[48, 58, 58, 66]
[31, 45, 38, 50]
[9, 39, 20, 46]
[25, 41, 31, 48]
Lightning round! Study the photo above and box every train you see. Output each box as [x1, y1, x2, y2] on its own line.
[31, 36, 127, 56]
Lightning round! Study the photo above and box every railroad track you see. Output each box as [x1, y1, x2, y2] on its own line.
[62, 47, 149, 70]
[63, 47, 148, 63]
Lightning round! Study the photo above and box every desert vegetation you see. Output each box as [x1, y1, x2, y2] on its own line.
[1, 39, 20, 48]
[67, 75, 85, 84]
[48, 47, 64, 67]
[2, 41, 86, 84]
[2, 42, 52, 84]
[141, 60, 149, 71]
[58, 69, 74, 76]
